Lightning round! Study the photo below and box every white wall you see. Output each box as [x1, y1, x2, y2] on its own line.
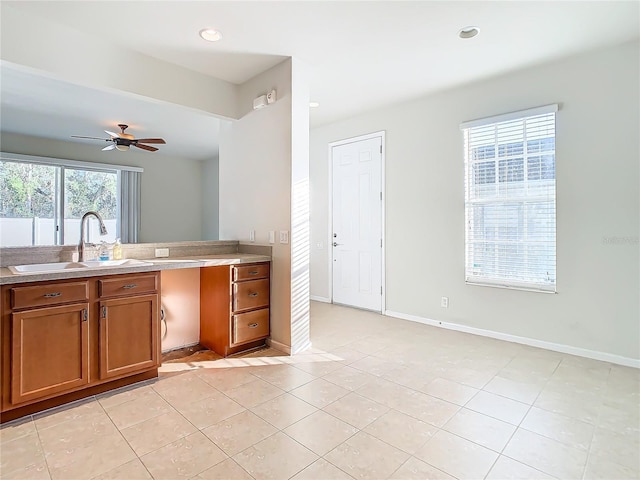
[219, 59, 293, 349]
[1, 132, 205, 243]
[201, 156, 220, 240]
[219, 58, 311, 353]
[310, 41, 640, 361]
[0, 4, 239, 119]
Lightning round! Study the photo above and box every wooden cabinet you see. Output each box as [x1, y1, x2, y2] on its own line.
[97, 274, 159, 379]
[11, 301, 90, 404]
[201, 262, 270, 357]
[1, 272, 160, 421]
[99, 294, 159, 380]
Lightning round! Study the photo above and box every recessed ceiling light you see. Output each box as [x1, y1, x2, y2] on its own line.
[458, 26, 480, 39]
[199, 28, 223, 42]
[309, 102, 320, 108]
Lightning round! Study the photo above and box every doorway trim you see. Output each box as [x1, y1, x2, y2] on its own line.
[327, 131, 386, 313]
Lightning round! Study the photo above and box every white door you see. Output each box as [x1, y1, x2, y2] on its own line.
[331, 135, 383, 312]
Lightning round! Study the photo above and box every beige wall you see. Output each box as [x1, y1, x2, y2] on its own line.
[310, 41, 640, 361]
[219, 60, 294, 349]
[201, 156, 220, 240]
[219, 58, 310, 353]
[0, 4, 238, 119]
[0, 132, 205, 243]
[160, 269, 201, 352]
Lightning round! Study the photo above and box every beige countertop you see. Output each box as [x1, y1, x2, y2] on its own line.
[0, 254, 271, 285]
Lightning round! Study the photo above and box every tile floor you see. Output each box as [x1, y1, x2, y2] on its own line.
[1, 301, 639, 479]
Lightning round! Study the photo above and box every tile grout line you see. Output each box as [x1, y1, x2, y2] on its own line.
[93, 393, 156, 480]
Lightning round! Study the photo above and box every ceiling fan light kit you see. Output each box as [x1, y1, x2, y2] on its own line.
[71, 124, 166, 152]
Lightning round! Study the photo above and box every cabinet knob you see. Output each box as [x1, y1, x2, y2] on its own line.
[248, 271, 259, 275]
[248, 323, 259, 328]
[122, 284, 137, 289]
[248, 292, 259, 297]
[43, 292, 62, 298]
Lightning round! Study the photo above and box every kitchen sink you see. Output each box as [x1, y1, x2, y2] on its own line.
[8, 259, 151, 275]
[79, 259, 149, 268]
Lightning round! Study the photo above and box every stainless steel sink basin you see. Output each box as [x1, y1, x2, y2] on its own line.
[8, 259, 151, 275]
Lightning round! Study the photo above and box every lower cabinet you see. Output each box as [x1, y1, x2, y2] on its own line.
[1, 272, 161, 420]
[99, 294, 158, 380]
[11, 303, 89, 404]
[200, 262, 271, 357]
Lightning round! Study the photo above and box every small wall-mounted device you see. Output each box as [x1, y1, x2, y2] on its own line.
[253, 95, 268, 110]
[267, 89, 276, 104]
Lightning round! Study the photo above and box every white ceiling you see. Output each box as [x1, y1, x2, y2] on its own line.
[1, 1, 639, 160]
[1, 65, 222, 161]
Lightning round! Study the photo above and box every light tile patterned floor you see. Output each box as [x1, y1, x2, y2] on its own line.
[1, 302, 639, 479]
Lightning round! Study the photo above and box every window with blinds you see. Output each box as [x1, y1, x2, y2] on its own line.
[461, 105, 557, 292]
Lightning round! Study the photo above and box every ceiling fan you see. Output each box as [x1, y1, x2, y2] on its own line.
[71, 124, 166, 152]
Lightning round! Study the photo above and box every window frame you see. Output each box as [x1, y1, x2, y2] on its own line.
[0, 152, 142, 247]
[460, 104, 558, 293]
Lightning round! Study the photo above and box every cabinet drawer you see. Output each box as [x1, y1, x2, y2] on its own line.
[233, 279, 269, 312]
[11, 282, 89, 310]
[233, 263, 269, 282]
[98, 274, 157, 298]
[233, 309, 269, 345]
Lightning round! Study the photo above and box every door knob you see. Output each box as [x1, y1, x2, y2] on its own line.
[333, 242, 343, 247]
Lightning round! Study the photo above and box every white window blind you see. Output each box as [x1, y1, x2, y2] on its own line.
[461, 105, 557, 292]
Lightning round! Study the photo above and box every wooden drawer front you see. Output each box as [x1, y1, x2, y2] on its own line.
[233, 279, 269, 312]
[99, 274, 157, 298]
[11, 282, 89, 310]
[233, 309, 269, 345]
[233, 263, 269, 282]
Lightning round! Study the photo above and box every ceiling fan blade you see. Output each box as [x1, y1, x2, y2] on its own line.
[134, 138, 166, 144]
[102, 144, 116, 151]
[71, 135, 110, 141]
[134, 143, 158, 152]
[105, 130, 120, 138]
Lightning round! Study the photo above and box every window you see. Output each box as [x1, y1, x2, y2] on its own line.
[0, 153, 142, 247]
[461, 105, 557, 292]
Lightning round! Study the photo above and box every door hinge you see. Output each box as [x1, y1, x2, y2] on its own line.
[379, 145, 382, 153]
[380, 238, 382, 247]
[379, 191, 382, 201]
[102, 306, 107, 319]
[83, 309, 88, 322]
[380, 286, 383, 295]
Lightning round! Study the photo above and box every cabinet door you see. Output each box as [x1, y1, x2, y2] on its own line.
[11, 303, 89, 404]
[99, 294, 159, 380]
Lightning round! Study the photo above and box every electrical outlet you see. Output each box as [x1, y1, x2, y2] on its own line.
[279, 230, 289, 244]
[249, 229, 255, 242]
[441, 296, 449, 308]
[155, 248, 170, 258]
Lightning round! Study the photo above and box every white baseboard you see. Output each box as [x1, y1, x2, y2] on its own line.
[266, 338, 313, 356]
[384, 310, 640, 369]
[266, 338, 291, 355]
[292, 340, 313, 355]
[310, 295, 331, 303]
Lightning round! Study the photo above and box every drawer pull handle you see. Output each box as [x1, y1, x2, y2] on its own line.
[122, 284, 137, 289]
[43, 292, 62, 298]
[249, 271, 259, 275]
[248, 323, 259, 328]
[248, 292, 259, 297]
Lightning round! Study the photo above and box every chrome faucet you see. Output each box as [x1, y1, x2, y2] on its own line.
[78, 211, 108, 262]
